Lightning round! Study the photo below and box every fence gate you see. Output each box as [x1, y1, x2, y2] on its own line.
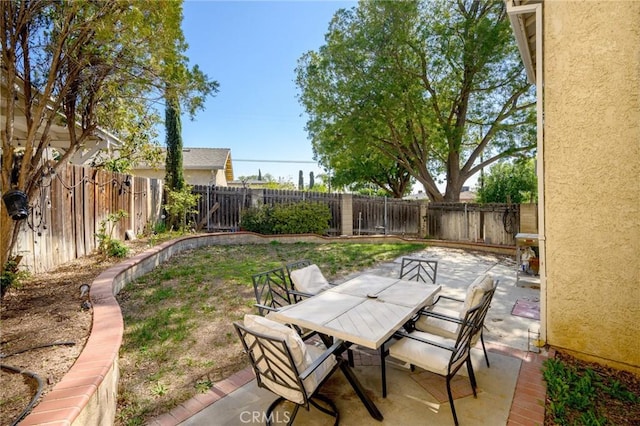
[352, 195, 421, 236]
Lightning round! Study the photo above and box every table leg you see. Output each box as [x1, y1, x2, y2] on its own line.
[339, 360, 384, 421]
[319, 334, 384, 421]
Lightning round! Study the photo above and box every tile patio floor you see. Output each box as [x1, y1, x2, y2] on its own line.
[149, 247, 549, 426]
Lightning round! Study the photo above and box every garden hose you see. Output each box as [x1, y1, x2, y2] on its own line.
[0, 341, 75, 425]
[1, 363, 44, 426]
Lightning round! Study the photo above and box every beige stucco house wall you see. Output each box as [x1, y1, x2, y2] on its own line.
[135, 167, 229, 187]
[508, 0, 639, 373]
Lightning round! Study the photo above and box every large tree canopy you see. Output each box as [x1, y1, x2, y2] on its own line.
[0, 0, 217, 266]
[476, 158, 537, 204]
[296, 0, 535, 202]
[328, 143, 414, 198]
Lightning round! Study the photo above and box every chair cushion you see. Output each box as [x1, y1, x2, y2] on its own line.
[389, 331, 461, 376]
[244, 314, 310, 366]
[414, 306, 460, 338]
[243, 315, 335, 404]
[244, 314, 311, 404]
[415, 275, 493, 344]
[289, 264, 332, 295]
[415, 306, 483, 345]
[304, 344, 337, 395]
[462, 274, 493, 316]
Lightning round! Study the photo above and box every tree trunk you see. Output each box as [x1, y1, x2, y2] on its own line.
[0, 212, 19, 267]
[443, 149, 463, 202]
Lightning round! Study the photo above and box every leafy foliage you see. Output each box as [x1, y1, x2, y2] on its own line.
[296, 0, 535, 201]
[241, 202, 331, 235]
[0, 0, 217, 266]
[330, 152, 414, 198]
[0, 256, 29, 300]
[165, 96, 185, 191]
[164, 185, 200, 232]
[96, 210, 130, 258]
[476, 159, 536, 203]
[543, 356, 639, 426]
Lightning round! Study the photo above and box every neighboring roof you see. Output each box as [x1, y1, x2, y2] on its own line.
[132, 147, 234, 181]
[227, 179, 270, 188]
[174, 147, 234, 182]
[506, 0, 542, 85]
[459, 190, 477, 202]
[181, 148, 231, 171]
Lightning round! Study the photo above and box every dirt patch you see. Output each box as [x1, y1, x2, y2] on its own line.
[0, 240, 151, 426]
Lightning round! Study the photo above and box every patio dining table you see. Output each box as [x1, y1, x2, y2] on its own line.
[268, 273, 440, 421]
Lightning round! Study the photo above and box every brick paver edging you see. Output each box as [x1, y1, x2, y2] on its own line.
[486, 342, 553, 426]
[20, 232, 517, 425]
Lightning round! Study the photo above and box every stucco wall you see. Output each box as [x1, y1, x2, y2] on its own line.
[543, 1, 640, 371]
[183, 169, 228, 186]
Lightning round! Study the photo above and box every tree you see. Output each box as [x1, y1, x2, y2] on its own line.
[298, 170, 304, 190]
[327, 143, 414, 197]
[476, 159, 537, 204]
[0, 1, 218, 267]
[296, 0, 535, 202]
[165, 96, 185, 191]
[309, 171, 315, 189]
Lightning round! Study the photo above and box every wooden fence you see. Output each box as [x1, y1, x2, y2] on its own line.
[191, 186, 343, 234]
[14, 175, 529, 273]
[190, 186, 524, 244]
[352, 195, 421, 236]
[425, 203, 521, 246]
[13, 164, 162, 273]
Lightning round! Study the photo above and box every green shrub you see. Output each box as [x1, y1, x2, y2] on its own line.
[104, 239, 130, 258]
[241, 202, 331, 235]
[96, 210, 130, 258]
[164, 185, 200, 232]
[1, 257, 29, 299]
[542, 356, 638, 425]
[240, 204, 273, 234]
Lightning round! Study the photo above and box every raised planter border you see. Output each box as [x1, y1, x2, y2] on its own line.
[20, 232, 514, 425]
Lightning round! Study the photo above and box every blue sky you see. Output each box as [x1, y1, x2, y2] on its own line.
[180, 0, 357, 184]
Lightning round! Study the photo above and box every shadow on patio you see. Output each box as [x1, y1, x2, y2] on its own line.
[150, 247, 547, 426]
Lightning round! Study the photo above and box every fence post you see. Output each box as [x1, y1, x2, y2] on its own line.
[419, 201, 429, 238]
[340, 193, 353, 236]
[248, 188, 264, 207]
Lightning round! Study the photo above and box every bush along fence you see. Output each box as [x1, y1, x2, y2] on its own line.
[191, 185, 525, 246]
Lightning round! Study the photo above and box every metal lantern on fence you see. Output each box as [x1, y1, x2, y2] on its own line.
[2, 189, 29, 221]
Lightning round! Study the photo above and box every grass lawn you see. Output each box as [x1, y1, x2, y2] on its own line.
[115, 241, 427, 425]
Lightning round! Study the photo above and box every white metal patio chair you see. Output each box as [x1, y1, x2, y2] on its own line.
[383, 294, 488, 426]
[415, 274, 498, 367]
[234, 314, 344, 425]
